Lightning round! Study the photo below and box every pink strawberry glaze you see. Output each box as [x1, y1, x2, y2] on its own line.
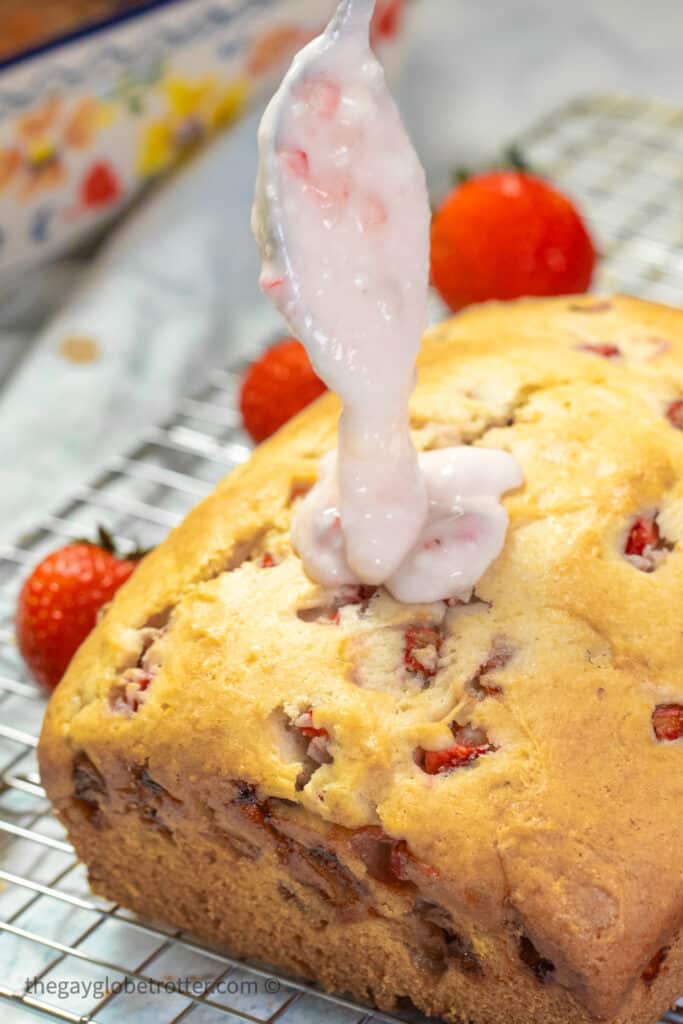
[252, 0, 522, 603]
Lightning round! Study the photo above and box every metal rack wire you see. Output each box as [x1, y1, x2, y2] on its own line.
[1, 93, 682, 1024]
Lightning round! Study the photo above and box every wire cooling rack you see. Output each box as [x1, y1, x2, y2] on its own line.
[1, 92, 682, 1024]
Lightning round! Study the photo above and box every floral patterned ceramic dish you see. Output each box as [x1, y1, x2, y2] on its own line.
[0, 0, 406, 287]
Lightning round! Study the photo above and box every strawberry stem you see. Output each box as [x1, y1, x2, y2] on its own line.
[73, 525, 150, 561]
[449, 143, 531, 188]
[97, 525, 116, 553]
[504, 143, 529, 172]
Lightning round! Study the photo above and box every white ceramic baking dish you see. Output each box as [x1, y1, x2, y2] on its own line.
[0, 0, 407, 287]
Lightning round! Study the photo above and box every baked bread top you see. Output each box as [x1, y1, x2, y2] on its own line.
[40, 295, 683, 1017]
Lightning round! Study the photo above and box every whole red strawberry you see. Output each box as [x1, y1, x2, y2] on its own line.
[430, 170, 596, 312]
[17, 529, 142, 692]
[240, 337, 326, 443]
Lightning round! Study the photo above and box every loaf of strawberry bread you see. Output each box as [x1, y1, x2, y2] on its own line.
[39, 295, 683, 1024]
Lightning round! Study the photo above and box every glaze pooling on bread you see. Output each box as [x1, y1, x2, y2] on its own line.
[39, 297, 683, 1024]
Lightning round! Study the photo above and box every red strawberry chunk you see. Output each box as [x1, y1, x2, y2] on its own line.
[477, 681, 503, 697]
[138, 670, 152, 692]
[109, 668, 154, 716]
[469, 643, 512, 698]
[279, 147, 309, 177]
[652, 704, 683, 741]
[404, 624, 442, 679]
[296, 709, 329, 739]
[422, 744, 491, 775]
[626, 517, 661, 557]
[388, 840, 412, 882]
[579, 342, 620, 358]
[420, 722, 496, 775]
[300, 724, 328, 739]
[350, 829, 438, 885]
[340, 585, 377, 606]
[666, 400, 683, 431]
[260, 552, 276, 568]
[480, 639, 513, 676]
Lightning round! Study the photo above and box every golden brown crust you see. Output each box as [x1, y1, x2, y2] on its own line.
[39, 295, 683, 1023]
[55, 777, 683, 1024]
